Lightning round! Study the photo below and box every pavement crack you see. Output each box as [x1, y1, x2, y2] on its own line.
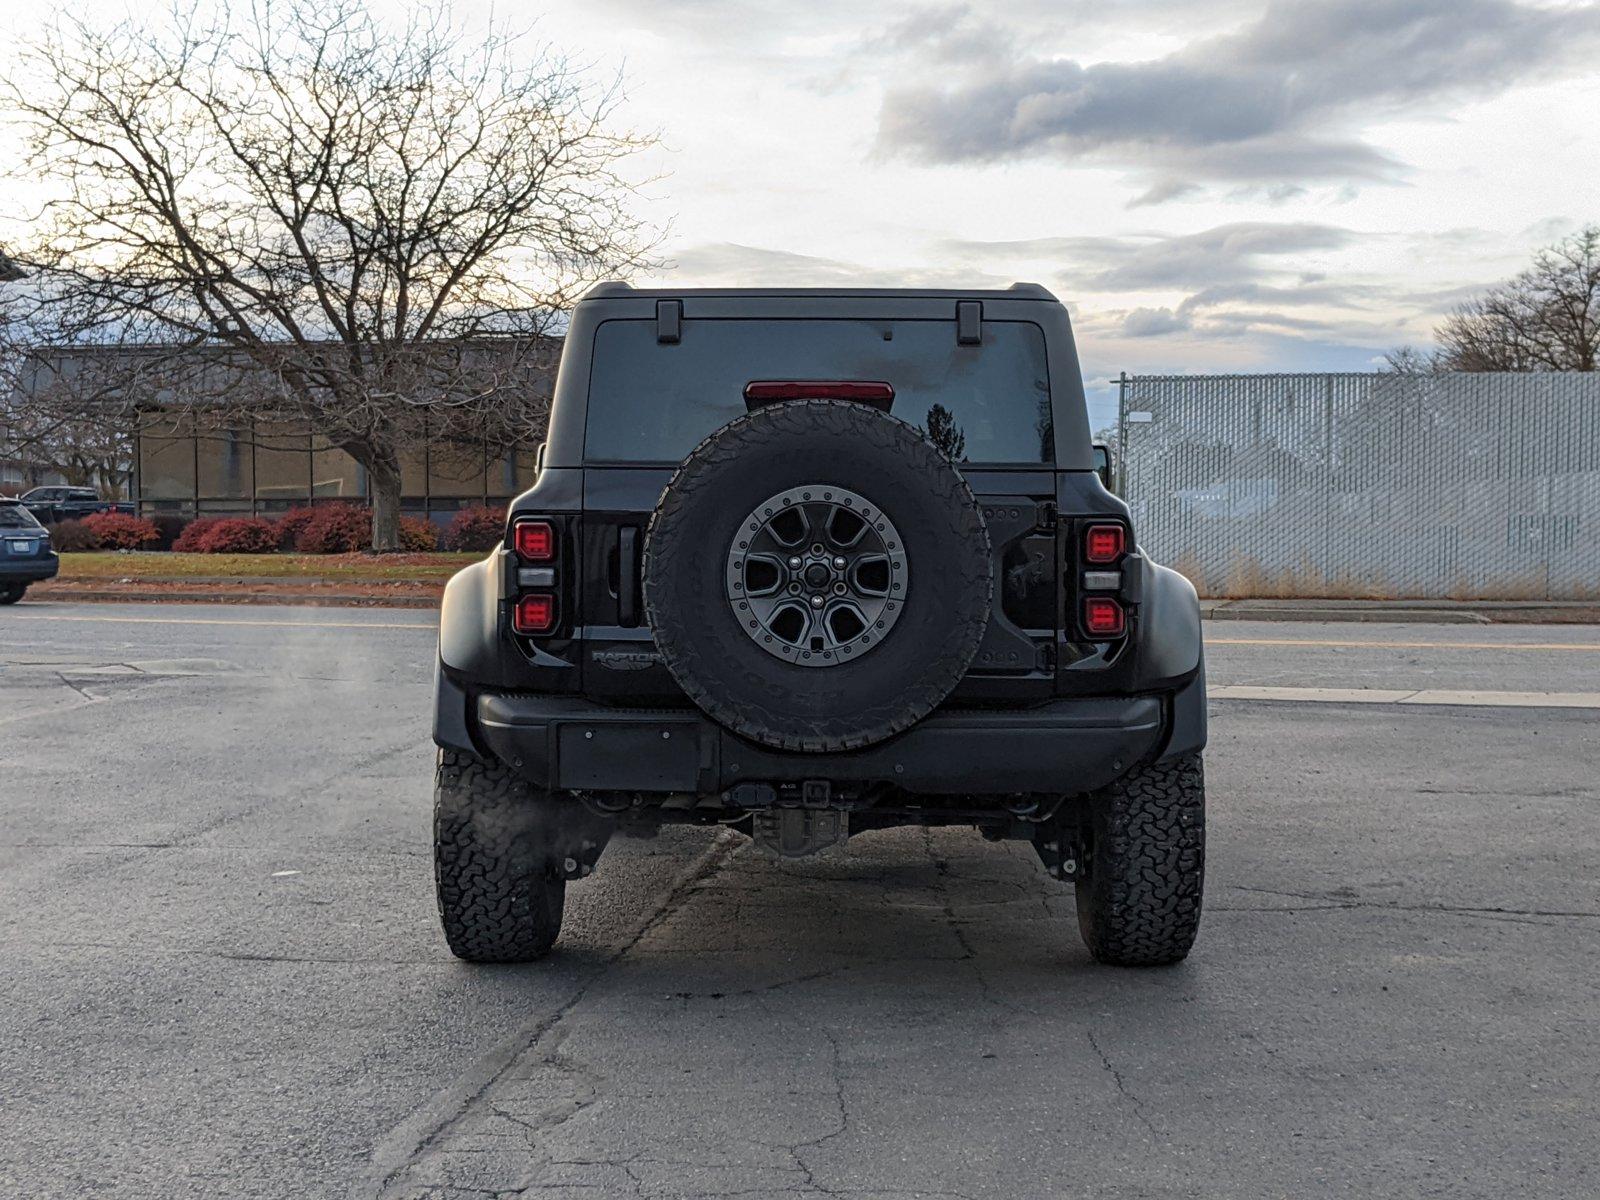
[1225, 885, 1600, 923]
[671, 966, 851, 1002]
[923, 829, 978, 961]
[921, 829, 1035, 1018]
[360, 832, 744, 1200]
[742, 1024, 854, 1197]
[1086, 1028, 1161, 1140]
[794, 1026, 851, 1153]
[55, 672, 101, 700]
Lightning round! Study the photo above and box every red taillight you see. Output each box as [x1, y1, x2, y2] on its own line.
[743, 380, 895, 407]
[1084, 523, 1126, 564]
[514, 519, 557, 562]
[1083, 597, 1126, 638]
[513, 593, 558, 635]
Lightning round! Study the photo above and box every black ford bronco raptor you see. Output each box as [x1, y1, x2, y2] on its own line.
[432, 283, 1206, 967]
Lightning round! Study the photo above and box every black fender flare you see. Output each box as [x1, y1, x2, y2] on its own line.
[1132, 557, 1203, 688]
[1132, 558, 1206, 760]
[434, 555, 504, 753]
[439, 554, 504, 682]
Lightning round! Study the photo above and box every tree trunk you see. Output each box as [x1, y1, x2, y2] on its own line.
[368, 455, 403, 552]
[346, 441, 404, 551]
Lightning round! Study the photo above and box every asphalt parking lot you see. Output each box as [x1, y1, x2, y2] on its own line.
[3, 602, 1598, 1199]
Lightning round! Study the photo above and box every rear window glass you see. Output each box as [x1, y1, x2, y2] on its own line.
[584, 319, 1052, 464]
[1, 504, 42, 529]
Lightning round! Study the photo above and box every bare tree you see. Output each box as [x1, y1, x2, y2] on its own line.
[3, 272, 140, 495]
[1380, 345, 1440, 375]
[3, 0, 657, 546]
[0, 404, 134, 496]
[1433, 226, 1600, 373]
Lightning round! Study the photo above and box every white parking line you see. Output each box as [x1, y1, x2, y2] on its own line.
[1211, 684, 1600, 709]
[1208, 636, 1600, 652]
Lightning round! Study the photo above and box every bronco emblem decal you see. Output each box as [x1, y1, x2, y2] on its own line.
[592, 649, 661, 671]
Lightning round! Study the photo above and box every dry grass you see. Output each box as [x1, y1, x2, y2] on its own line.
[57, 551, 479, 581]
[1216, 555, 1389, 600]
[1184, 553, 1600, 601]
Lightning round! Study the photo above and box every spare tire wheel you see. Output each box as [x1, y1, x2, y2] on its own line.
[644, 398, 993, 752]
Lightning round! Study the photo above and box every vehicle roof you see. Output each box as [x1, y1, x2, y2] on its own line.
[582, 281, 1058, 302]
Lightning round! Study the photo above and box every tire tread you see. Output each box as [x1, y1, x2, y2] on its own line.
[433, 749, 565, 963]
[1076, 753, 1205, 966]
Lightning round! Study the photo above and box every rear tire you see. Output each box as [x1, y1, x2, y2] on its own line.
[434, 749, 566, 963]
[0, 583, 26, 605]
[1074, 753, 1205, 967]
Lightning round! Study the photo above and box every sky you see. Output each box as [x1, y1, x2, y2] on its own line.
[509, 0, 1600, 428]
[4, 0, 1599, 430]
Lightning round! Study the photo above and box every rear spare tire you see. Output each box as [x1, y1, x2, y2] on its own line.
[645, 398, 992, 752]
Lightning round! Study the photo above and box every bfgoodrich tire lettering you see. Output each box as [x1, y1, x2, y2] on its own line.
[433, 749, 566, 963]
[644, 398, 993, 752]
[1074, 753, 1205, 966]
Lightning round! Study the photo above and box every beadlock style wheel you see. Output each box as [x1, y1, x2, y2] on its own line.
[644, 398, 993, 752]
[725, 484, 909, 668]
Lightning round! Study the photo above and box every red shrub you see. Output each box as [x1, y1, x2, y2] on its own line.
[193, 517, 279, 554]
[398, 516, 439, 552]
[443, 505, 507, 552]
[82, 511, 160, 551]
[273, 507, 318, 550]
[294, 504, 372, 554]
[172, 517, 224, 552]
[46, 519, 100, 551]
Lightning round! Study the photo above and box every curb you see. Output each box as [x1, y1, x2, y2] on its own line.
[1205, 606, 1488, 625]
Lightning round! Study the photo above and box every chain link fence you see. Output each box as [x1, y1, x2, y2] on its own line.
[1117, 371, 1600, 599]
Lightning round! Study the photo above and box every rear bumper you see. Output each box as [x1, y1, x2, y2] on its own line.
[453, 673, 1204, 796]
[0, 554, 59, 583]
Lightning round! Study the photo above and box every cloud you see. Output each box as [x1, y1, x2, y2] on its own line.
[1120, 307, 1191, 337]
[876, 0, 1600, 196]
[946, 221, 1355, 291]
[1178, 280, 1378, 311]
[1103, 299, 1356, 343]
[862, 3, 1020, 65]
[661, 242, 1012, 289]
[572, 0, 838, 40]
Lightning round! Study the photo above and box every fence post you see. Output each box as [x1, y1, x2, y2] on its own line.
[131, 413, 143, 516]
[1323, 373, 1334, 585]
[1116, 371, 1129, 491]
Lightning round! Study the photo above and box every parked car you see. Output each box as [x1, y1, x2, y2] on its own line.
[19, 486, 134, 525]
[432, 282, 1206, 968]
[0, 498, 59, 603]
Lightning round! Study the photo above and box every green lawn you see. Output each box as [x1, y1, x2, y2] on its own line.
[58, 551, 481, 581]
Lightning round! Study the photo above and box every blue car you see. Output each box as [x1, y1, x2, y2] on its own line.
[0, 498, 59, 604]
